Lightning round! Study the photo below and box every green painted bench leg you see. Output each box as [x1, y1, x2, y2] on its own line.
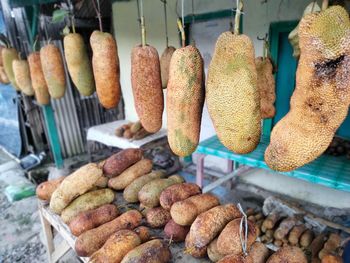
[42, 104, 64, 169]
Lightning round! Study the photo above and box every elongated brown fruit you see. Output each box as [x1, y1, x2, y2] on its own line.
[207, 32, 260, 154]
[28, 52, 50, 105]
[64, 33, 95, 96]
[256, 57, 276, 119]
[40, 44, 66, 99]
[2, 47, 19, 90]
[160, 46, 176, 88]
[131, 45, 163, 133]
[265, 6, 350, 171]
[90, 31, 120, 109]
[167, 45, 204, 156]
[13, 59, 34, 96]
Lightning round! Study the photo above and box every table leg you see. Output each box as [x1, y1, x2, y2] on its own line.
[227, 160, 233, 173]
[196, 154, 206, 188]
[39, 206, 54, 263]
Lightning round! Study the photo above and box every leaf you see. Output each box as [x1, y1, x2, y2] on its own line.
[52, 9, 69, 24]
[62, 25, 71, 36]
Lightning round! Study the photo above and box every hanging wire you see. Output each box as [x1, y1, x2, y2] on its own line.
[67, 0, 76, 33]
[191, 0, 196, 45]
[91, 0, 103, 31]
[238, 203, 248, 257]
[162, 0, 169, 47]
[181, 0, 185, 30]
[139, 0, 146, 46]
[136, 0, 142, 44]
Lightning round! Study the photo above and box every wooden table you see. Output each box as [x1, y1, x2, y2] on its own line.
[38, 202, 89, 263]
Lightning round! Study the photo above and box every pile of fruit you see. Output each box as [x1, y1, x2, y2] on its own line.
[115, 121, 152, 141]
[35, 148, 345, 263]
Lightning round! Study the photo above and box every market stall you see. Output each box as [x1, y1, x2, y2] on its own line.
[0, 0, 349, 262]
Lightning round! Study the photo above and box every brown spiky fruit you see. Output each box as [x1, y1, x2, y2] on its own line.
[256, 57, 276, 119]
[28, 52, 50, 105]
[90, 31, 121, 109]
[131, 45, 163, 133]
[160, 46, 176, 88]
[207, 32, 261, 154]
[40, 44, 66, 99]
[265, 6, 350, 171]
[12, 59, 34, 96]
[167, 45, 204, 156]
[64, 33, 95, 96]
[267, 246, 307, 263]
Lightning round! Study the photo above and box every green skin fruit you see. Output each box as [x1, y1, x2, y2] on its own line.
[2, 48, 19, 90]
[64, 33, 95, 96]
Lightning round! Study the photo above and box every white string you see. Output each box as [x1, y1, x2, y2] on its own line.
[235, 0, 245, 15]
[97, 0, 101, 15]
[140, 0, 144, 18]
[237, 203, 248, 256]
[181, 0, 185, 29]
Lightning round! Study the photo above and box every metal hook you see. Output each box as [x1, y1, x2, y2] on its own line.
[257, 33, 268, 41]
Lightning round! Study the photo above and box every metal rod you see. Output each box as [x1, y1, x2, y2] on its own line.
[163, 0, 169, 47]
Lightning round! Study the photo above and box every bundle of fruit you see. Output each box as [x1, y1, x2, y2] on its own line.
[115, 121, 152, 141]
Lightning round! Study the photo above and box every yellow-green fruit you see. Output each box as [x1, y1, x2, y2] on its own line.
[28, 52, 50, 105]
[160, 46, 176, 88]
[167, 45, 204, 157]
[12, 59, 34, 96]
[207, 32, 261, 154]
[90, 31, 121, 109]
[40, 44, 66, 99]
[64, 33, 95, 96]
[0, 46, 9, 84]
[2, 47, 19, 90]
[265, 6, 350, 171]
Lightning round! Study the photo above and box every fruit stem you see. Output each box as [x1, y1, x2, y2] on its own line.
[322, 0, 329, 10]
[141, 16, 146, 47]
[234, 0, 243, 35]
[91, 0, 103, 31]
[177, 18, 186, 48]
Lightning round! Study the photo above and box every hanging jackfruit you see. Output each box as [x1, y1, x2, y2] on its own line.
[2, 47, 19, 90]
[167, 45, 204, 156]
[90, 31, 121, 109]
[256, 57, 276, 119]
[13, 59, 34, 96]
[265, 6, 350, 172]
[0, 46, 9, 84]
[40, 44, 66, 99]
[207, 31, 261, 154]
[131, 45, 163, 133]
[64, 33, 95, 96]
[160, 46, 176, 88]
[28, 52, 50, 105]
[288, 1, 321, 58]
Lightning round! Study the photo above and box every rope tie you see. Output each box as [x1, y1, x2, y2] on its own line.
[237, 203, 248, 257]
